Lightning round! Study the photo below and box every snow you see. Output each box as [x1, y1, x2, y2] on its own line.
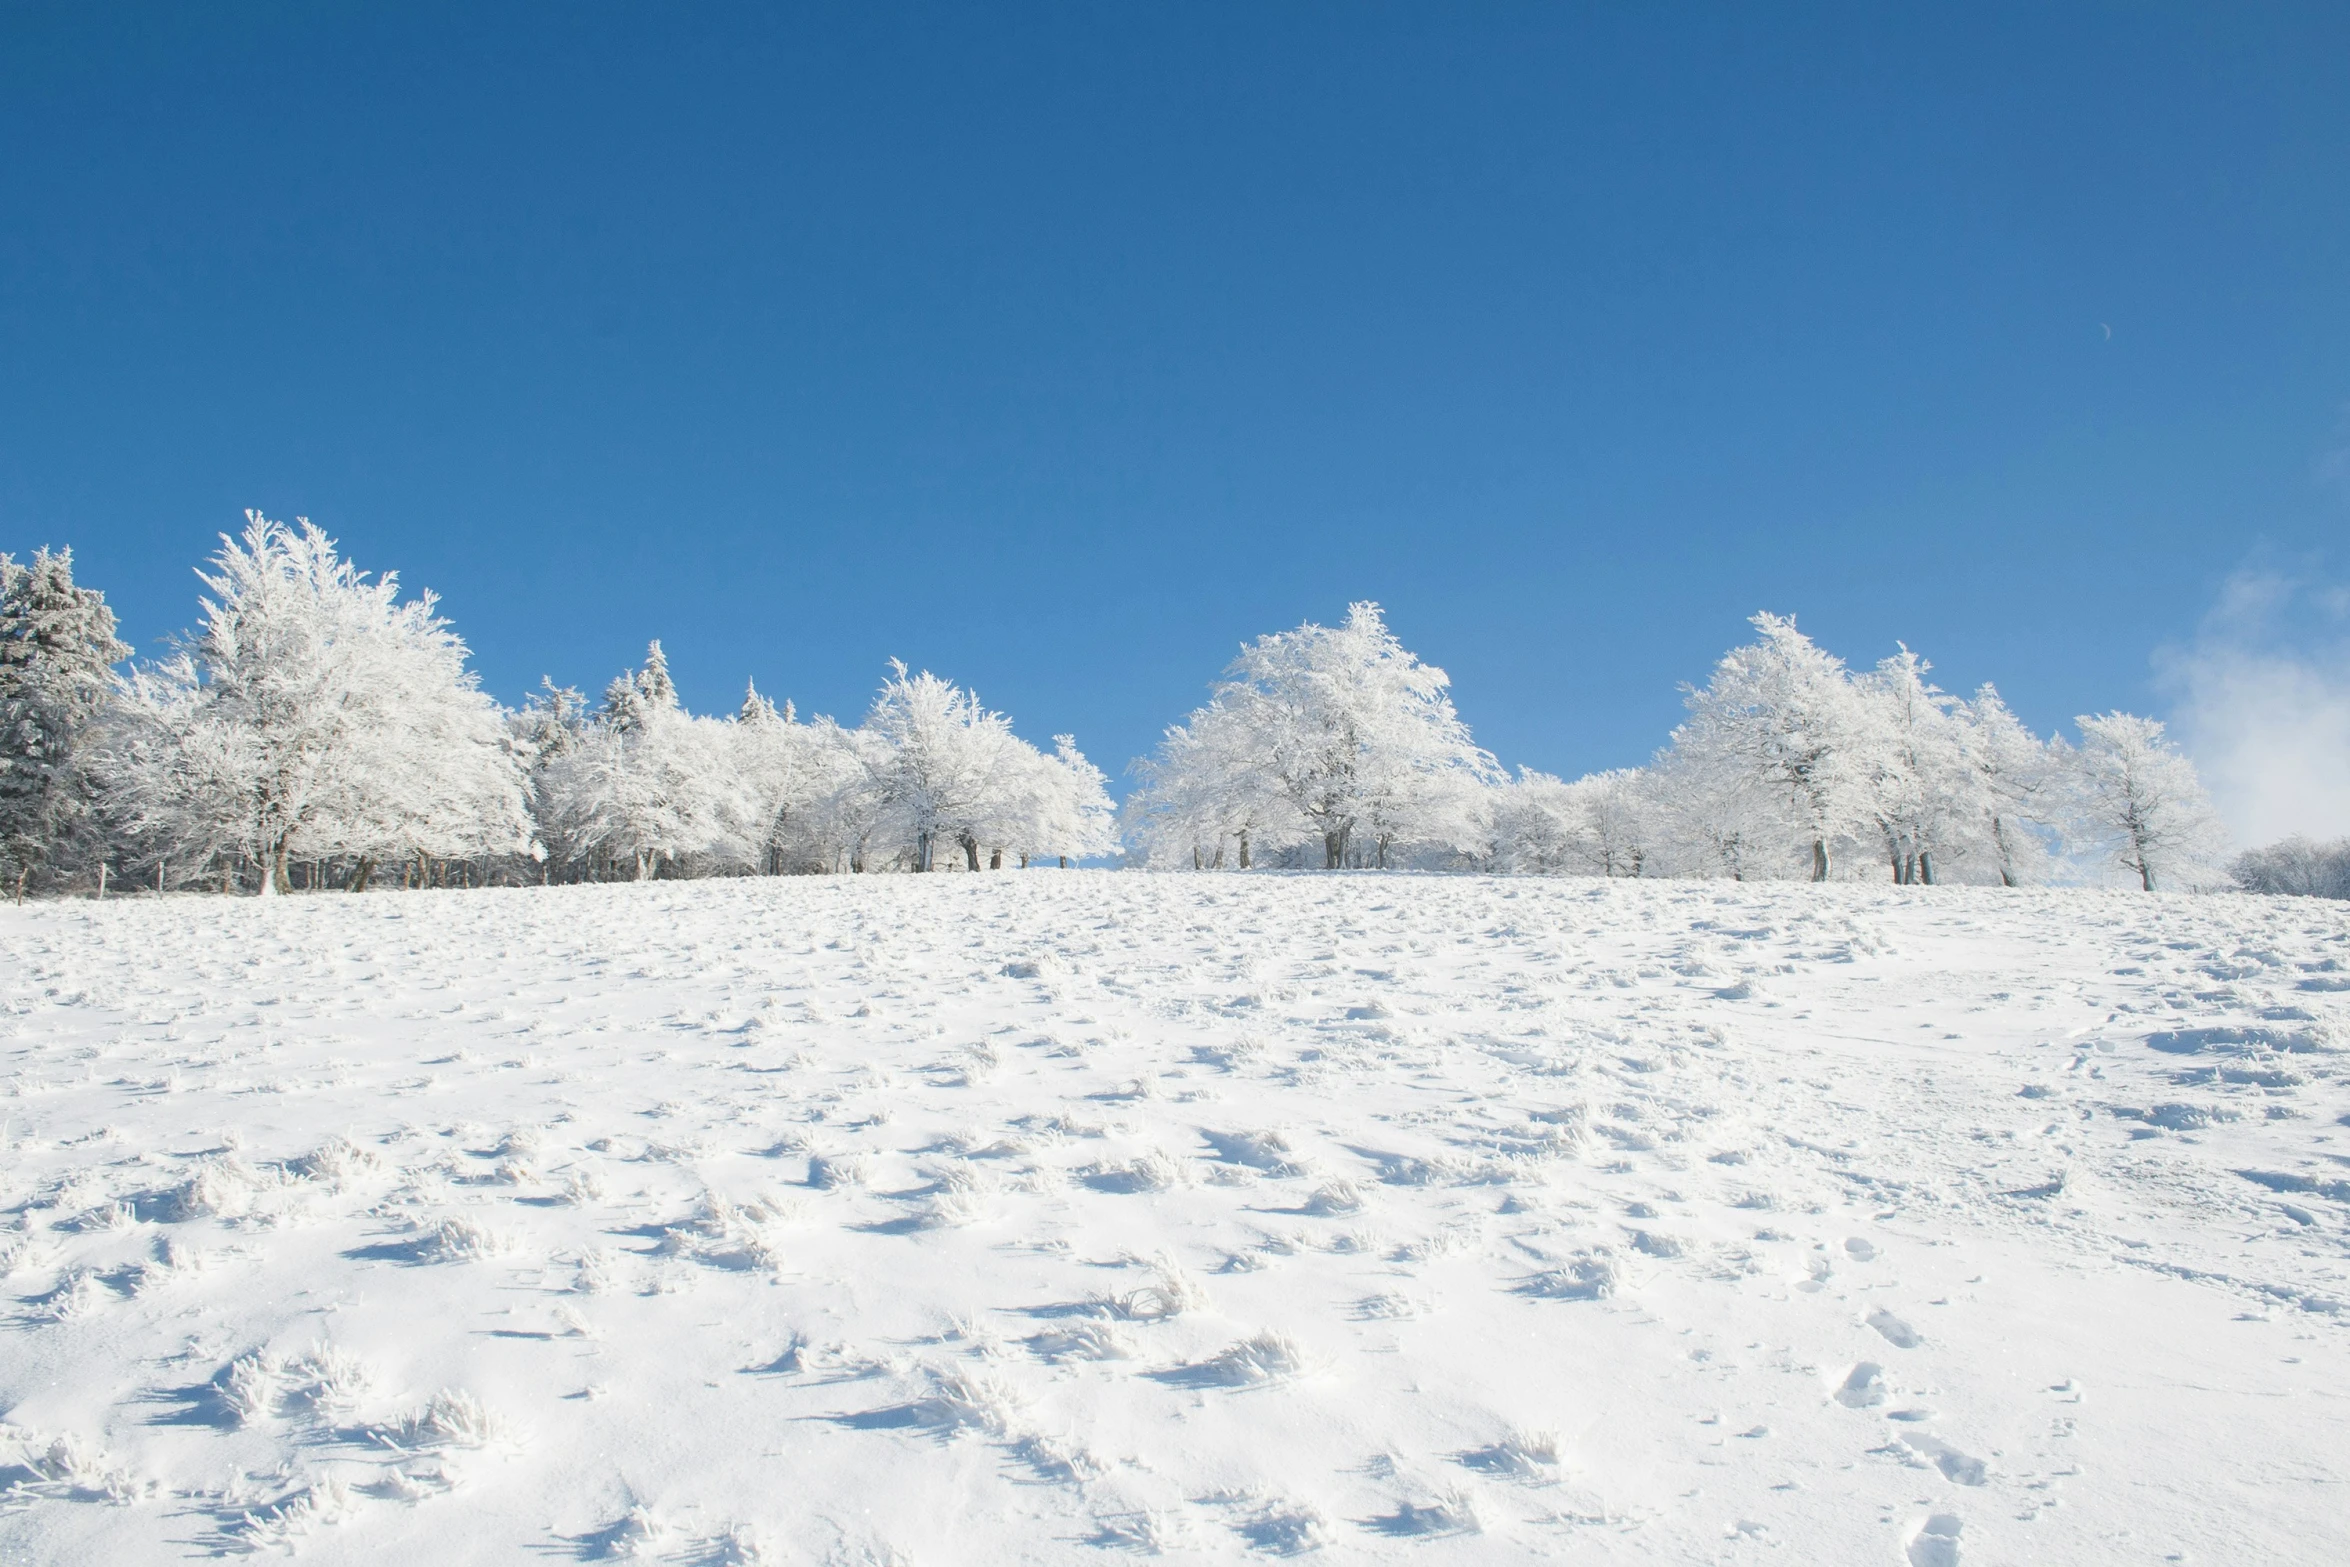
[3, 874, 2347, 1563]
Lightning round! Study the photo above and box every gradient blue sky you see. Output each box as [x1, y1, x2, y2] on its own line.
[5, 3, 2347, 817]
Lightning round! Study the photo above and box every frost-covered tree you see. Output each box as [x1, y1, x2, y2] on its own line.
[1575, 768, 1656, 877]
[102, 515, 530, 894]
[535, 643, 753, 879]
[858, 663, 1022, 872]
[795, 717, 896, 873]
[1958, 684, 2056, 887]
[850, 663, 1112, 870]
[0, 548, 130, 896]
[1129, 603, 1497, 869]
[1854, 647, 1981, 884]
[1016, 735, 1120, 866]
[1487, 768, 1654, 877]
[509, 679, 592, 880]
[1646, 728, 1799, 880]
[1123, 700, 1288, 869]
[732, 680, 816, 875]
[2063, 712, 2225, 891]
[1486, 770, 1583, 874]
[1671, 613, 1869, 881]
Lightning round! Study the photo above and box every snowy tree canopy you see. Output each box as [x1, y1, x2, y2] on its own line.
[1127, 603, 1499, 870]
[100, 514, 531, 894]
[1670, 613, 1872, 881]
[2064, 712, 2228, 891]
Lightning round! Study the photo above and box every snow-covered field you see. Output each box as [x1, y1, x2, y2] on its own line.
[2, 875, 2347, 1565]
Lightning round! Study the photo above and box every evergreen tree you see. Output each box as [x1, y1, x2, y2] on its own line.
[0, 548, 131, 896]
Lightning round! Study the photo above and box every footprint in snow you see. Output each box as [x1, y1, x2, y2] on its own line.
[1906, 1512, 1964, 1566]
[1899, 1432, 1987, 1486]
[1833, 1362, 1887, 1409]
[1867, 1307, 1923, 1348]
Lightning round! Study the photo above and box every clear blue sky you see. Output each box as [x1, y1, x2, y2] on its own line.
[5, 3, 2346, 794]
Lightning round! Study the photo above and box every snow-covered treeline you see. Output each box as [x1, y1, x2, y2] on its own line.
[2232, 836, 2350, 900]
[0, 518, 2254, 895]
[1125, 606, 2233, 889]
[518, 649, 1116, 884]
[2, 516, 1113, 895]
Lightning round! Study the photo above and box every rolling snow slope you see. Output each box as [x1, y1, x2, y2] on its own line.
[0, 874, 2346, 1564]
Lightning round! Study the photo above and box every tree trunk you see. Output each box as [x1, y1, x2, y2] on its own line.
[266, 839, 291, 897]
[960, 834, 980, 872]
[1918, 850, 1936, 886]
[1991, 816, 2017, 887]
[1058, 855, 1067, 868]
[95, 863, 107, 900]
[1811, 838, 1830, 882]
[989, 847, 1002, 870]
[1238, 831, 1250, 870]
[2141, 861, 2157, 892]
[351, 857, 376, 893]
[1324, 830, 1346, 870]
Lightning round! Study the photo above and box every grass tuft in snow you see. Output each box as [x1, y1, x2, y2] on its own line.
[1174, 1330, 1313, 1388]
[376, 1389, 523, 1454]
[1460, 1427, 1565, 1480]
[1101, 1258, 1212, 1321]
[1371, 1484, 1483, 1537]
[1519, 1254, 1621, 1301]
[228, 1474, 352, 1552]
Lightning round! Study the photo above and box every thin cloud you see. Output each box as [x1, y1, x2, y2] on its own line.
[2157, 565, 2350, 847]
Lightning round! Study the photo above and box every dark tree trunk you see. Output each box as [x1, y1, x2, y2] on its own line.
[351, 857, 376, 893]
[1812, 838, 1830, 882]
[1238, 831, 1250, 870]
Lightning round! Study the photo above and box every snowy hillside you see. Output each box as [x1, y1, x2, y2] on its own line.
[2, 875, 2346, 1564]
